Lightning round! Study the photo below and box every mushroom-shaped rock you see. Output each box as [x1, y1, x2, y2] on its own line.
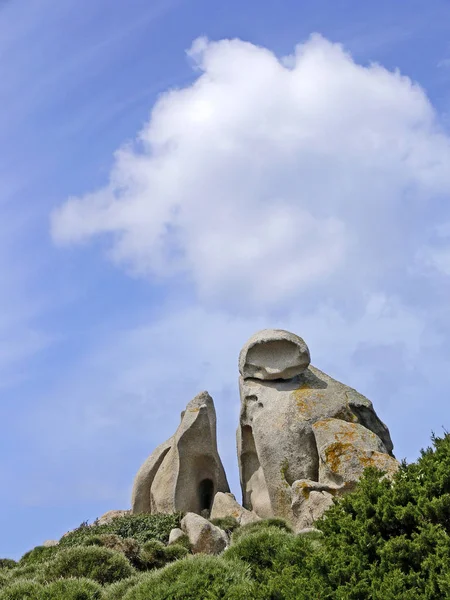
[181, 513, 228, 555]
[237, 329, 397, 529]
[210, 492, 261, 526]
[239, 329, 311, 381]
[131, 391, 230, 515]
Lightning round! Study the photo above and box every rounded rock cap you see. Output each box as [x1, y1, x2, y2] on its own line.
[239, 329, 310, 380]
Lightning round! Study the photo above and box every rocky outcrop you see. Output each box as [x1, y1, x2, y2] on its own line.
[131, 391, 229, 516]
[210, 492, 261, 526]
[237, 329, 398, 531]
[181, 513, 228, 554]
[129, 328, 398, 535]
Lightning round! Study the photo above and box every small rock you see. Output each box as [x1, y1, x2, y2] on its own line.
[96, 510, 130, 526]
[181, 512, 227, 555]
[168, 528, 185, 545]
[210, 492, 260, 526]
[42, 540, 58, 547]
[291, 479, 338, 531]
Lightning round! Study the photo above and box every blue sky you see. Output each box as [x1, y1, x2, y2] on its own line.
[2, 0, 450, 559]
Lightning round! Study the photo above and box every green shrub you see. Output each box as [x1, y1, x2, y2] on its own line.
[0, 579, 43, 599]
[124, 554, 259, 600]
[81, 534, 141, 567]
[41, 577, 102, 599]
[231, 517, 292, 544]
[139, 539, 188, 570]
[224, 529, 305, 581]
[210, 516, 240, 535]
[60, 513, 181, 547]
[0, 558, 17, 569]
[103, 576, 140, 600]
[44, 546, 134, 584]
[4, 562, 45, 584]
[20, 545, 60, 566]
[162, 544, 189, 562]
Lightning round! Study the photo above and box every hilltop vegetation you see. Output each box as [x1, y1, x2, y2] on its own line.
[2, 434, 450, 599]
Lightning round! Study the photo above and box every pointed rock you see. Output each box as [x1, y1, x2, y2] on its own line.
[132, 391, 230, 515]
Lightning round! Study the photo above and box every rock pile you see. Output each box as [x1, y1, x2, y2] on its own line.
[131, 329, 399, 534]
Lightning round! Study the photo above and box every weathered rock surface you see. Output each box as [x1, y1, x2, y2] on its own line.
[237, 329, 398, 530]
[43, 540, 58, 547]
[181, 512, 228, 554]
[312, 418, 400, 487]
[168, 528, 185, 546]
[210, 492, 261, 526]
[291, 479, 340, 531]
[239, 329, 310, 381]
[132, 391, 229, 515]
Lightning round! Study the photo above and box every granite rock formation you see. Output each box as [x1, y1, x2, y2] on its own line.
[237, 329, 399, 531]
[131, 391, 229, 515]
[130, 328, 398, 536]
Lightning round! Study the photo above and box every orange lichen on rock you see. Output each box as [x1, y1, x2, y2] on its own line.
[324, 441, 354, 473]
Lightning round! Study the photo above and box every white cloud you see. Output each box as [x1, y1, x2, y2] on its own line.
[51, 34, 450, 310]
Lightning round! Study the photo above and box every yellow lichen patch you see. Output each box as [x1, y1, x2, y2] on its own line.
[293, 386, 326, 419]
[324, 442, 354, 473]
[299, 481, 311, 500]
[359, 451, 399, 475]
[274, 487, 291, 517]
[188, 407, 201, 413]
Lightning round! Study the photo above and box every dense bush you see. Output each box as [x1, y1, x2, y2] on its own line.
[103, 576, 141, 600]
[123, 555, 259, 600]
[139, 539, 188, 570]
[81, 534, 142, 567]
[3, 435, 450, 598]
[60, 512, 182, 547]
[41, 577, 103, 599]
[231, 517, 292, 543]
[0, 578, 44, 599]
[0, 558, 17, 569]
[20, 545, 60, 566]
[44, 546, 134, 584]
[210, 516, 240, 534]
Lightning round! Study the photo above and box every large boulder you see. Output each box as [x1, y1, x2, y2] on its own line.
[210, 492, 261, 526]
[181, 513, 228, 554]
[132, 391, 229, 515]
[312, 418, 400, 487]
[237, 329, 398, 530]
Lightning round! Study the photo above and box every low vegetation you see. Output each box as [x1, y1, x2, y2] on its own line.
[2, 434, 450, 598]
